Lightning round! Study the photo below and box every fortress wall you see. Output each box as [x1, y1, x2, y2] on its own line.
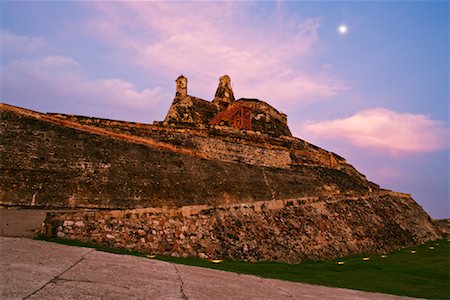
[45, 113, 296, 168]
[188, 136, 292, 168]
[0, 107, 374, 209]
[47, 111, 347, 170]
[43, 192, 441, 263]
[250, 101, 292, 136]
[253, 101, 286, 123]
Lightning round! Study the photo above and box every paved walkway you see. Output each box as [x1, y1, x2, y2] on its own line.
[0, 237, 417, 300]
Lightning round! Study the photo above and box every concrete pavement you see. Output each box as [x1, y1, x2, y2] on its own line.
[0, 237, 418, 300]
[0, 209, 48, 238]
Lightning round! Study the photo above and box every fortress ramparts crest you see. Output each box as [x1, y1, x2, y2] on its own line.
[163, 75, 291, 137]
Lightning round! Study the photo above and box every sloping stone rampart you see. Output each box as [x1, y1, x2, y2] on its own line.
[1, 104, 376, 209]
[44, 192, 441, 263]
[45, 109, 351, 171]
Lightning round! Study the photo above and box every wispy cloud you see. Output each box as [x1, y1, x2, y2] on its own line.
[301, 108, 449, 156]
[87, 2, 348, 107]
[0, 29, 47, 55]
[372, 165, 405, 180]
[1, 56, 169, 122]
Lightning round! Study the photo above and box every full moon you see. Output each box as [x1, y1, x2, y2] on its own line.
[338, 25, 348, 34]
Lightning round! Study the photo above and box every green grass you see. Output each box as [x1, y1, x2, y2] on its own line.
[36, 236, 449, 299]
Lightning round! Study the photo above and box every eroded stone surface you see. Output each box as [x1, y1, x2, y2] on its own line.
[44, 193, 441, 263]
[0, 104, 377, 209]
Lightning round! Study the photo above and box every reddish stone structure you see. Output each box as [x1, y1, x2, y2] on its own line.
[209, 102, 253, 130]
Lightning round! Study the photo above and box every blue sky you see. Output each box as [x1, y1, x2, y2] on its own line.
[1, 1, 448, 218]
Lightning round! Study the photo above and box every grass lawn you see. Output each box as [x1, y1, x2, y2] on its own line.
[37, 236, 449, 299]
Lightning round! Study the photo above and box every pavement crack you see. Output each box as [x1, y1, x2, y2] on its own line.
[276, 286, 295, 298]
[173, 264, 189, 300]
[252, 275, 294, 298]
[23, 248, 95, 299]
[52, 278, 130, 290]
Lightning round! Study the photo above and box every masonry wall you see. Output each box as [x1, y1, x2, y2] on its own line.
[1, 106, 376, 209]
[44, 192, 442, 263]
[250, 100, 292, 136]
[48, 112, 355, 171]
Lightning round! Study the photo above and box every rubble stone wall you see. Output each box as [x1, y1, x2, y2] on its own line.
[44, 192, 441, 263]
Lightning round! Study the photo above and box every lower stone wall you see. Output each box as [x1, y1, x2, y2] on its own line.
[43, 192, 441, 263]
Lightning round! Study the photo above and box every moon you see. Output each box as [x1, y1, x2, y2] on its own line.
[338, 25, 348, 34]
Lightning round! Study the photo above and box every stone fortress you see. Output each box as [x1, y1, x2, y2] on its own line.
[164, 75, 291, 137]
[0, 75, 442, 262]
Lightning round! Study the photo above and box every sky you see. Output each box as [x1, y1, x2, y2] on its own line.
[1, 1, 448, 219]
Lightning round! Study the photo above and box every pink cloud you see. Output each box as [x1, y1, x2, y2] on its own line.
[0, 30, 47, 55]
[301, 108, 449, 156]
[1, 56, 169, 122]
[87, 2, 348, 106]
[372, 166, 405, 180]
